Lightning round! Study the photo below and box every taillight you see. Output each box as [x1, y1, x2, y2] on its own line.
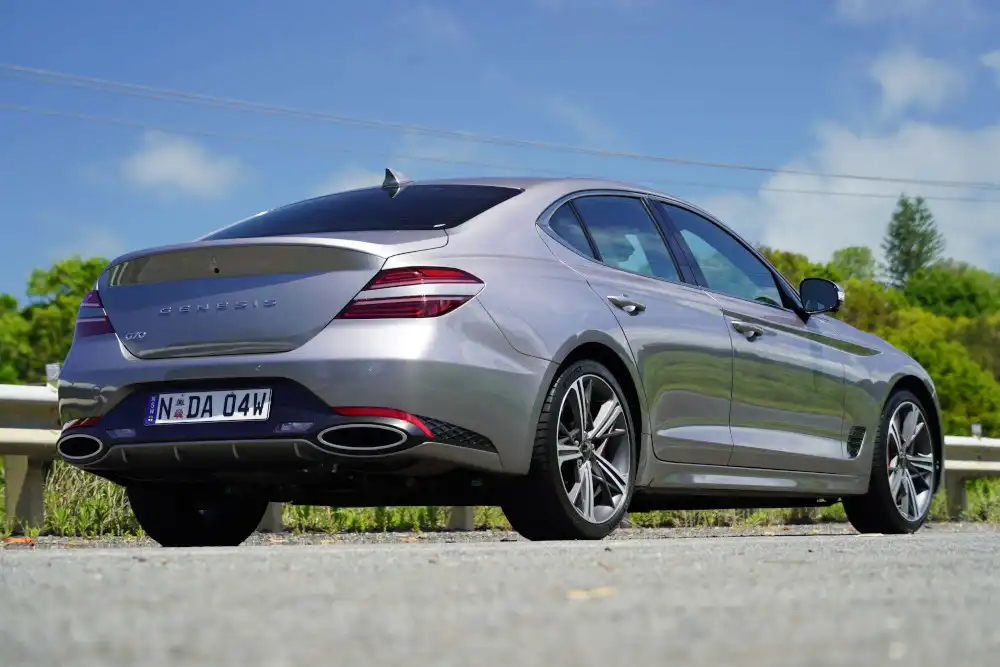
[336, 267, 482, 320]
[366, 267, 482, 290]
[75, 289, 115, 338]
[62, 416, 102, 430]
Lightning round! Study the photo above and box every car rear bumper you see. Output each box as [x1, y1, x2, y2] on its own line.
[57, 298, 552, 475]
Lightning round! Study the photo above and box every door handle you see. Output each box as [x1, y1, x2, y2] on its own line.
[730, 319, 764, 341]
[607, 295, 646, 315]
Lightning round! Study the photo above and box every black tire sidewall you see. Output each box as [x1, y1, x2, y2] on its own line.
[540, 360, 638, 538]
[127, 484, 267, 547]
[868, 389, 934, 532]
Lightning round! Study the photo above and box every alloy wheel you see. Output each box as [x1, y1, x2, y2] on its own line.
[556, 373, 632, 523]
[885, 401, 935, 522]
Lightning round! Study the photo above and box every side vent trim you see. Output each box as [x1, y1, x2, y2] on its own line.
[847, 426, 866, 458]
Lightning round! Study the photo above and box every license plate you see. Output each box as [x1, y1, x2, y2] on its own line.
[144, 388, 272, 425]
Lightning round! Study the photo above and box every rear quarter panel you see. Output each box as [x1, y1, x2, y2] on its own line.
[378, 188, 651, 438]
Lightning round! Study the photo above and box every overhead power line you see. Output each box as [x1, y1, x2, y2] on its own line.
[2, 102, 999, 206]
[2, 62, 1000, 193]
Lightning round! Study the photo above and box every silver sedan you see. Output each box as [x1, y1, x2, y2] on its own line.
[55, 170, 942, 545]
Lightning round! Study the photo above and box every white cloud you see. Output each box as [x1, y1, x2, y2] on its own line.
[310, 130, 506, 198]
[53, 226, 128, 262]
[688, 45, 1000, 273]
[391, 5, 467, 50]
[983, 50, 1000, 86]
[311, 166, 383, 197]
[121, 131, 244, 198]
[694, 119, 1000, 274]
[835, 0, 935, 22]
[311, 133, 484, 197]
[834, 0, 985, 25]
[870, 48, 966, 118]
[547, 96, 620, 146]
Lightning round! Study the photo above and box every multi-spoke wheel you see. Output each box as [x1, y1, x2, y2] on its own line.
[843, 389, 938, 534]
[885, 401, 936, 522]
[500, 359, 637, 540]
[556, 373, 632, 523]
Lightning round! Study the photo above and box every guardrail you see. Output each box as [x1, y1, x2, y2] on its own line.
[942, 436, 1000, 519]
[3, 383, 996, 531]
[0, 384, 475, 532]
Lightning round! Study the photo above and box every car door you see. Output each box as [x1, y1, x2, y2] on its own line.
[652, 200, 850, 474]
[540, 194, 736, 467]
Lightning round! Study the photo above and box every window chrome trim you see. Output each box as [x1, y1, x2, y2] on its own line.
[536, 188, 688, 284]
[645, 196, 806, 315]
[536, 187, 807, 316]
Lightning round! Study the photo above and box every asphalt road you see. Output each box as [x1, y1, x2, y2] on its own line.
[2, 524, 999, 667]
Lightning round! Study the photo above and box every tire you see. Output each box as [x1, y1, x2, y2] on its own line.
[127, 484, 269, 547]
[842, 389, 938, 534]
[500, 359, 637, 541]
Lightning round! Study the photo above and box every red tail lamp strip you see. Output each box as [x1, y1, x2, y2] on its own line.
[63, 416, 102, 430]
[338, 295, 471, 319]
[366, 267, 482, 290]
[332, 407, 434, 438]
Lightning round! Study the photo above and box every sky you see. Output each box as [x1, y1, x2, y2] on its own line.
[1, 0, 999, 299]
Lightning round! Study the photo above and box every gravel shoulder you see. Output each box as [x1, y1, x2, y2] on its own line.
[5, 520, 997, 550]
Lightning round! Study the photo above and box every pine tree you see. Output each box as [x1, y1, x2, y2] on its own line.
[881, 194, 945, 287]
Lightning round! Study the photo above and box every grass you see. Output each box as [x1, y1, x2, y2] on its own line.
[2, 459, 1000, 537]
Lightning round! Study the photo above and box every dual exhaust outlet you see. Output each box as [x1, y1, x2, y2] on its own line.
[56, 423, 414, 463]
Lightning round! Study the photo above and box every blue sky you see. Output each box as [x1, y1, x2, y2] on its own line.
[2, 0, 999, 299]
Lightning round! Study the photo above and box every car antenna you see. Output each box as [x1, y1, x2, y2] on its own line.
[382, 167, 413, 199]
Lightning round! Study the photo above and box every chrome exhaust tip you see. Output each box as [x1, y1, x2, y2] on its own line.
[316, 424, 410, 453]
[57, 433, 105, 462]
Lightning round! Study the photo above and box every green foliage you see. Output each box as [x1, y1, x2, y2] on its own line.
[830, 246, 877, 282]
[758, 246, 842, 287]
[0, 256, 107, 383]
[881, 308, 1000, 435]
[954, 312, 1000, 382]
[834, 277, 909, 334]
[904, 259, 1000, 319]
[0, 306, 31, 384]
[882, 195, 945, 287]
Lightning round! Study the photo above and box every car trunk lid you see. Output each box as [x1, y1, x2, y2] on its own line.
[98, 232, 446, 359]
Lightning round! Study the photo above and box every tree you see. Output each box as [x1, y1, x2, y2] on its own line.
[832, 277, 907, 333]
[757, 246, 842, 286]
[884, 308, 1000, 436]
[0, 256, 107, 384]
[955, 312, 1000, 384]
[904, 259, 1000, 319]
[881, 195, 945, 287]
[829, 246, 876, 282]
[0, 295, 30, 383]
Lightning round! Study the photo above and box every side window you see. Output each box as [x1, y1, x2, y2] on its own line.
[572, 196, 680, 282]
[547, 204, 596, 258]
[657, 202, 783, 307]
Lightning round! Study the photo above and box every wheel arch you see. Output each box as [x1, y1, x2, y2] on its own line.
[552, 338, 650, 467]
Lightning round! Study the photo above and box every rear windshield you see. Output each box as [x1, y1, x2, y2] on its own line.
[203, 184, 523, 239]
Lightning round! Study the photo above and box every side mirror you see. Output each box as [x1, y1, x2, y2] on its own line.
[799, 277, 844, 315]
